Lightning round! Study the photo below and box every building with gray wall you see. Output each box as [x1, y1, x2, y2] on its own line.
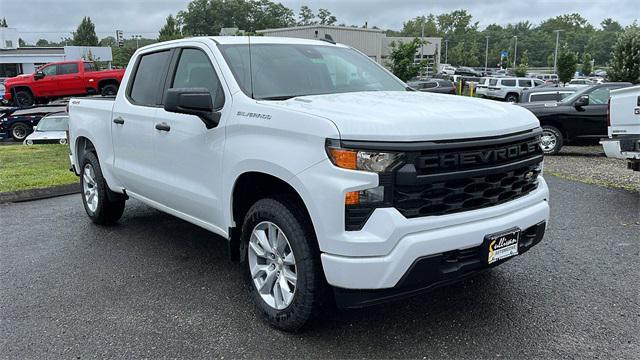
[257, 25, 441, 74]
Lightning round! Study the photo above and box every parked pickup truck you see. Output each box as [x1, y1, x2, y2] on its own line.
[600, 85, 640, 171]
[68, 37, 549, 331]
[3, 60, 125, 107]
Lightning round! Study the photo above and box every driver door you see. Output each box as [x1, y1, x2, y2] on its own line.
[150, 46, 227, 227]
[32, 64, 58, 95]
[576, 87, 610, 137]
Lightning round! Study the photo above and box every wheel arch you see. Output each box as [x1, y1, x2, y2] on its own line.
[228, 171, 315, 262]
[539, 119, 568, 140]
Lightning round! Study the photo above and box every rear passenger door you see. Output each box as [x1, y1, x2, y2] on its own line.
[151, 45, 228, 226]
[56, 63, 84, 96]
[111, 49, 172, 197]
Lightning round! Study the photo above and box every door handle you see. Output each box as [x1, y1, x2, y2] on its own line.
[113, 117, 125, 125]
[155, 122, 171, 132]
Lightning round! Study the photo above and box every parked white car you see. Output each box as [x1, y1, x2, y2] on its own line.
[486, 77, 544, 102]
[475, 77, 490, 97]
[568, 78, 594, 88]
[440, 65, 456, 75]
[23, 112, 68, 145]
[67, 36, 549, 331]
[600, 85, 640, 171]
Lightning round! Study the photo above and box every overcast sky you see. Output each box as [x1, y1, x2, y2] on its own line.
[1, 0, 637, 43]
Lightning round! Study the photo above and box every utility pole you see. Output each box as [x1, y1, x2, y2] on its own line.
[420, 17, 425, 61]
[553, 29, 563, 74]
[485, 36, 489, 74]
[513, 35, 518, 68]
[444, 39, 448, 64]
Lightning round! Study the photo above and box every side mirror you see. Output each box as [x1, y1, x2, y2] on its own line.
[574, 95, 589, 108]
[164, 87, 224, 129]
[34, 71, 45, 80]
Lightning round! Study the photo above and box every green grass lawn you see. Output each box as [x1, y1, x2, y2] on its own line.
[0, 144, 78, 193]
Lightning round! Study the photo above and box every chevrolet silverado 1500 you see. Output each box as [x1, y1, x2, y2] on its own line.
[68, 37, 549, 331]
[4, 60, 125, 107]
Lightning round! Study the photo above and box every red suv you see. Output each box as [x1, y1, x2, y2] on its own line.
[3, 61, 125, 107]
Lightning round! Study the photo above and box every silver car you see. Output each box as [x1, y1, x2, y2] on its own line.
[23, 112, 69, 145]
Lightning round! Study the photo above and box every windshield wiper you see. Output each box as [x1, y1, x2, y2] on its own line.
[258, 95, 297, 101]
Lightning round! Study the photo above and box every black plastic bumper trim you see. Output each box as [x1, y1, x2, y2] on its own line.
[333, 221, 546, 309]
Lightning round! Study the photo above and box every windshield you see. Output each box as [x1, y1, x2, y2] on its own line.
[218, 43, 406, 100]
[36, 116, 68, 131]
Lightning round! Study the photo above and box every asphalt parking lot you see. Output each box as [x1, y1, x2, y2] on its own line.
[1, 175, 639, 359]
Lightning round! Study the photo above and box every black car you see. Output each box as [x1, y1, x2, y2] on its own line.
[454, 67, 482, 77]
[0, 104, 67, 141]
[407, 79, 455, 94]
[518, 82, 632, 154]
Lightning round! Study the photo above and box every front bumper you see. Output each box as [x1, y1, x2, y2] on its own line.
[319, 177, 549, 290]
[334, 221, 546, 308]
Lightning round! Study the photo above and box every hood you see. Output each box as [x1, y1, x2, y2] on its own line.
[518, 101, 567, 115]
[25, 130, 66, 141]
[5, 74, 32, 85]
[265, 91, 540, 141]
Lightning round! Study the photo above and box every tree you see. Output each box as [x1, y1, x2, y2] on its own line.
[386, 38, 422, 81]
[298, 5, 316, 26]
[514, 50, 529, 77]
[18, 38, 27, 47]
[581, 52, 592, 75]
[112, 47, 135, 68]
[608, 24, 640, 83]
[0, 18, 7, 27]
[36, 39, 50, 47]
[99, 36, 116, 47]
[317, 8, 337, 26]
[557, 44, 578, 84]
[73, 17, 99, 46]
[159, 14, 183, 42]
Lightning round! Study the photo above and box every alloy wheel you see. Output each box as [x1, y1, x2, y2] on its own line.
[540, 130, 557, 153]
[82, 164, 99, 213]
[247, 221, 297, 310]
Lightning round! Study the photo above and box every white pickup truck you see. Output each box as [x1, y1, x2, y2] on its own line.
[601, 85, 640, 171]
[68, 37, 549, 331]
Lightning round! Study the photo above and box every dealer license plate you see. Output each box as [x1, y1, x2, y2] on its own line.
[485, 229, 520, 264]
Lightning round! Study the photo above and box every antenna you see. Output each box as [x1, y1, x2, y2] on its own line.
[248, 35, 255, 99]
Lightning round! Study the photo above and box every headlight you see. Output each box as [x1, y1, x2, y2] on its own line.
[325, 139, 403, 173]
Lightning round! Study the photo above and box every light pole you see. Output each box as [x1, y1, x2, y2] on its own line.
[131, 35, 142, 49]
[444, 39, 448, 64]
[553, 29, 563, 74]
[420, 17, 425, 61]
[484, 36, 489, 73]
[513, 35, 518, 68]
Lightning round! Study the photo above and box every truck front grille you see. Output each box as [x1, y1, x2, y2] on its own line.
[392, 130, 543, 219]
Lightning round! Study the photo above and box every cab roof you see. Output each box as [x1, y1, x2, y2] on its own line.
[209, 36, 347, 47]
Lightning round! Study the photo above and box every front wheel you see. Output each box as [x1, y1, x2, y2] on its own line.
[540, 125, 564, 155]
[240, 196, 327, 332]
[80, 152, 126, 224]
[14, 90, 34, 107]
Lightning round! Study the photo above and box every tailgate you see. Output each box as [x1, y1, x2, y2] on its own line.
[609, 86, 640, 137]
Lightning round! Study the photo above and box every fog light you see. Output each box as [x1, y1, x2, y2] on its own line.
[345, 186, 385, 205]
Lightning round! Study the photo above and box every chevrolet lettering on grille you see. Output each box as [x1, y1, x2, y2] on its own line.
[417, 140, 540, 170]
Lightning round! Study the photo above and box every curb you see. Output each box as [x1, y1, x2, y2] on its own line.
[0, 183, 80, 204]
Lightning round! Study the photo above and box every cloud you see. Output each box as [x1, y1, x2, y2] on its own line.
[2, 0, 637, 43]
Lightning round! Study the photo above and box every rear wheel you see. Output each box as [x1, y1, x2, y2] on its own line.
[14, 90, 34, 107]
[10, 123, 29, 141]
[540, 125, 563, 155]
[101, 84, 118, 96]
[80, 152, 126, 224]
[240, 196, 327, 332]
[505, 93, 519, 102]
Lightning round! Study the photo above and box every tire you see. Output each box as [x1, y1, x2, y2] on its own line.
[240, 196, 327, 332]
[505, 93, 519, 102]
[80, 151, 126, 224]
[14, 90, 35, 107]
[101, 84, 118, 96]
[10, 123, 29, 141]
[540, 125, 563, 155]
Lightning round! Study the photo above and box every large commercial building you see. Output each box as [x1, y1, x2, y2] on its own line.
[257, 25, 441, 74]
[0, 28, 113, 78]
